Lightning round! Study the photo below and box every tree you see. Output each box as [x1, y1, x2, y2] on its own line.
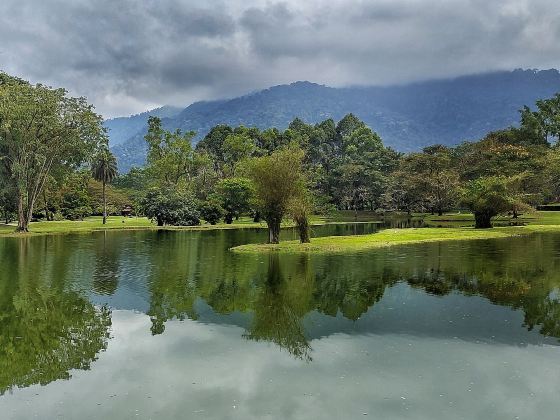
[0, 187, 16, 225]
[199, 198, 224, 225]
[195, 124, 233, 173]
[519, 93, 560, 145]
[140, 188, 200, 226]
[60, 173, 93, 221]
[461, 177, 518, 228]
[395, 147, 460, 215]
[0, 73, 104, 232]
[222, 133, 255, 174]
[91, 148, 118, 224]
[288, 195, 313, 243]
[243, 145, 308, 243]
[0, 162, 16, 224]
[216, 177, 254, 224]
[144, 116, 197, 188]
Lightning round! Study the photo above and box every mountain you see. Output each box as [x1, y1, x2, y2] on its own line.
[104, 105, 182, 147]
[108, 69, 560, 172]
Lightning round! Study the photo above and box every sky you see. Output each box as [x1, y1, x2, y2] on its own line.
[1, 0, 559, 118]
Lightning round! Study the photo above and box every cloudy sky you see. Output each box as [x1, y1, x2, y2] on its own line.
[1, 0, 559, 118]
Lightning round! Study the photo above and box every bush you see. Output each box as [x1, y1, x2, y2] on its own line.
[199, 199, 225, 225]
[61, 189, 92, 221]
[140, 189, 200, 226]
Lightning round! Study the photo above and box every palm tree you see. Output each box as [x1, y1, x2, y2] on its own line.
[91, 148, 118, 224]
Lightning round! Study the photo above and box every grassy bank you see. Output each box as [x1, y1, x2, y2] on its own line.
[231, 225, 560, 254]
[419, 210, 560, 227]
[0, 215, 338, 237]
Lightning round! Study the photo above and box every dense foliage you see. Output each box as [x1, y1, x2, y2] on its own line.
[108, 69, 560, 172]
[2, 70, 560, 232]
[0, 72, 110, 231]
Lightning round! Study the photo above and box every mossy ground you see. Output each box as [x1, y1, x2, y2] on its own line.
[231, 224, 560, 254]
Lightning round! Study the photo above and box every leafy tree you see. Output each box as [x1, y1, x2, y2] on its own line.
[144, 116, 197, 188]
[461, 176, 519, 228]
[140, 188, 200, 226]
[61, 184, 92, 221]
[191, 151, 219, 201]
[288, 195, 313, 243]
[395, 146, 460, 215]
[113, 167, 148, 191]
[91, 147, 118, 224]
[331, 125, 397, 212]
[0, 188, 16, 224]
[199, 198, 225, 225]
[216, 177, 254, 223]
[519, 93, 560, 144]
[195, 124, 233, 172]
[242, 144, 308, 243]
[0, 73, 104, 231]
[86, 179, 131, 217]
[222, 133, 255, 174]
[0, 163, 16, 224]
[453, 131, 547, 181]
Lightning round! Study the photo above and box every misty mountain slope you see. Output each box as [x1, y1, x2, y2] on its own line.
[104, 105, 182, 147]
[110, 69, 560, 172]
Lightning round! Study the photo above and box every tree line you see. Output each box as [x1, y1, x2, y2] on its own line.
[2, 70, 560, 237]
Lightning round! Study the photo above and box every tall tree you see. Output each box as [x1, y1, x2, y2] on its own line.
[0, 73, 104, 232]
[216, 177, 254, 224]
[243, 144, 308, 243]
[144, 116, 197, 188]
[91, 148, 118, 224]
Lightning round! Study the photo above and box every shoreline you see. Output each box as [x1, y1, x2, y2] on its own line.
[230, 225, 560, 254]
[0, 217, 380, 238]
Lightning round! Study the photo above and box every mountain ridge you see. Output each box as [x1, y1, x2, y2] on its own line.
[108, 69, 560, 172]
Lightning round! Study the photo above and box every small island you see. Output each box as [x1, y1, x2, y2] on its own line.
[231, 225, 560, 254]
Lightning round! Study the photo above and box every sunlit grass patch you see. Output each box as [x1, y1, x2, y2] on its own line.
[231, 225, 560, 254]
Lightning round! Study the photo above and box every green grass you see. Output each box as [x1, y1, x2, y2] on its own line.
[0, 215, 335, 236]
[231, 225, 560, 254]
[415, 210, 560, 227]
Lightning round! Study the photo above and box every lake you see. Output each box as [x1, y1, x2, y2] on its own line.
[1, 223, 560, 419]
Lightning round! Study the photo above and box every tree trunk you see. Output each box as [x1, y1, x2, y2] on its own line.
[474, 211, 493, 229]
[438, 209, 443, 216]
[43, 189, 50, 221]
[224, 213, 233, 224]
[267, 215, 281, 244]
[102, 181, 107, 225]
[16, 192, 28, 232]
[512, 208, 518, 219]
[295, 215, 310, 243]
[253, 211, 261, 223]
[157, 217, 164, 227]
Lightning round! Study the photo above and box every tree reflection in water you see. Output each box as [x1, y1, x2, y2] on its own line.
[3, 229, 560, 386]
[142, 233, 560, 359]
[244, 254, 313, 361]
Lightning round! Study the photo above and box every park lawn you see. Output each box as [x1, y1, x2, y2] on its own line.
[231, 225, 560, 254]
[419, 211, 560, 227]
[0, 224, 14, 234]
[0, 215, 334, 236]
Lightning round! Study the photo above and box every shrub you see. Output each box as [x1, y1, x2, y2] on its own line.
[140, 189, 200, 226]
[199, 199, 225, 225]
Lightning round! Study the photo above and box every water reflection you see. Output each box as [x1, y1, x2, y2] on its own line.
[0, 241, 111, 395]
[244, 254, 313, 361]
[1, 225, 560, 394]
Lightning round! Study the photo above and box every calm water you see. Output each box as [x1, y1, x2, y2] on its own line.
[1, 223, 560, 419]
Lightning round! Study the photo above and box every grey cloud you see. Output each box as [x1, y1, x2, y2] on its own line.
[1, 0, 559, 117]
